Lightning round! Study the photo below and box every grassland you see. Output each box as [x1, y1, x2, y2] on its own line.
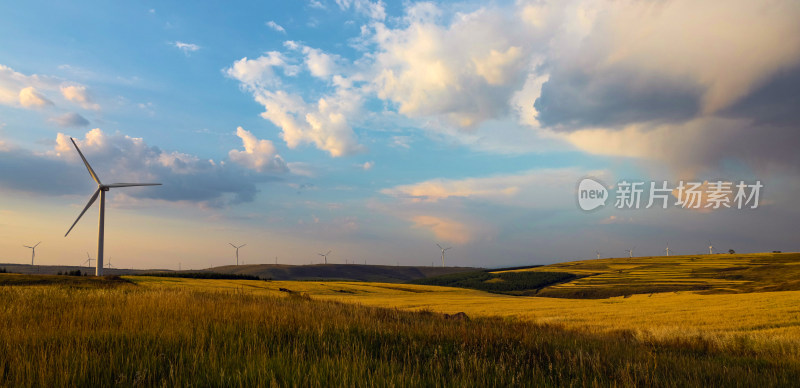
[491, 252, 800, 298]
[3, 253, 800, 386]
[2, 276, 799, 386]
[130, 275, 800, 346]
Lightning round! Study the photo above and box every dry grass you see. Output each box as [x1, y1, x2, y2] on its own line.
[2, 279, 799, 386]
[129, 276, 800, 347]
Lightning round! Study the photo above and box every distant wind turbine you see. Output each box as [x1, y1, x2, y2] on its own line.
[83, 252, 94, 268]
[229, 243, 246, 265]
[625, 246, 636, 258]
[595, 250, 601, 260]
[436, 243, 452, 267]
[106, 256, 115, 269]
[318, 250, 331, 264]
[64, 137, 161, 276]
[23, 241, 41, 265]
[708, 241, 714, 255]
[665, 243, 671, 256]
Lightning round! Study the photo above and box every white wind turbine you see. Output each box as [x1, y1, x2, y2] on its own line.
[708, 241, 714, 255]
[229, 243, 246, 265]
[665, 242, 671, 256]
[23, 241, 41, 265]
[318, 250, 331, 264]
[595, 250, 601, 260]
[436, 243, 452, 267]
[83, 252, 94, 268]
[64, 137, 161, 276]
[625, 246, 636, 258]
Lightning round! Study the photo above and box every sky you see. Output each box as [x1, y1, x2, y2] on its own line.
[1, 0, 799, 270]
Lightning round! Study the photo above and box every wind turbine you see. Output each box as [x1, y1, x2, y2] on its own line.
[436, 243, 452, 267]
[23, 241, 41, 265]
[318, 250, 331, 264]
[625, 246, 636, 258]
[229, 243, 246, 265]
[64, 137, 161, 276]
[708, 241, 714, 255]
[595, 251, 601, 260]
[106, 256, 115, 269]
[83, 252, 94, 268]
[665, 243, 671, 256]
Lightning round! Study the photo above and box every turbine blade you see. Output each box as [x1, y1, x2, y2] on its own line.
[229, 243, 237, 248]
[106, 183, 162, 188]
[70, 137, 102, 185]
[239, 244, 247, 248]
[34, 241, 41, 248]
[326, 250, 331, 255]
[436, 243, 443, 250]
[65, 188, 101, 237]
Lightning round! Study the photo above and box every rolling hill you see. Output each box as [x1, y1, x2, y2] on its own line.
[199, 264, 482, 283]
[500, 252, 800, 298]
[413, 252, 800, 298]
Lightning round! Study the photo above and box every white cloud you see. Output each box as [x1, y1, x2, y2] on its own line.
[382, 168, 610, 208]
[360, 161, 373, 170]
[368, 5, 532, 129]
[226, 51, 363, 157]
[60, 85, 100, 110]
[49, 112, 90, 127]
[336, 0, 385, 20]
[228, 126, 288, 173]
[308, 0, 326, 9]
[225, 52, 298, 89]
[266, 21, 286, 33]
[19, 86, 53, 108]
[173, 41, 201, 54]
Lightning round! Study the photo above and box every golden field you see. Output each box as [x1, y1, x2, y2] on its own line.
[129, 272, 800, 346]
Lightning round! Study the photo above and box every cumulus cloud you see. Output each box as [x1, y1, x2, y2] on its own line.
[225, 0, 800, 174]
[0, 65, 59, 108]
[173, 41, 201, 54]
[266, 21, 286, 33]
[19, 87, 53, 108]
[60, 85, 100, 110]
[225, 52, 298, 89]
[368, 5, 532, 129]
[225, 50, 363, 157]
[49, 112, 90, 127]
[228, 126, 288, 172]
[0, 129, 290, 207]
[360, 161, 373, 170]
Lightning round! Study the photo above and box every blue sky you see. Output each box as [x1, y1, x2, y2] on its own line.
[1, 0, 799, 269]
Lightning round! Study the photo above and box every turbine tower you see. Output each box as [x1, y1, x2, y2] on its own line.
[595, 250, 601, 260]
[64, 137, 161, 276]
[708, 241, 714, 255]
[436, 243, 452, 267]
[229, 243, 246, 265]
[318, 250, 331, 264]
[23, 241, 41, 265]
[665, 243, 671, 256]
